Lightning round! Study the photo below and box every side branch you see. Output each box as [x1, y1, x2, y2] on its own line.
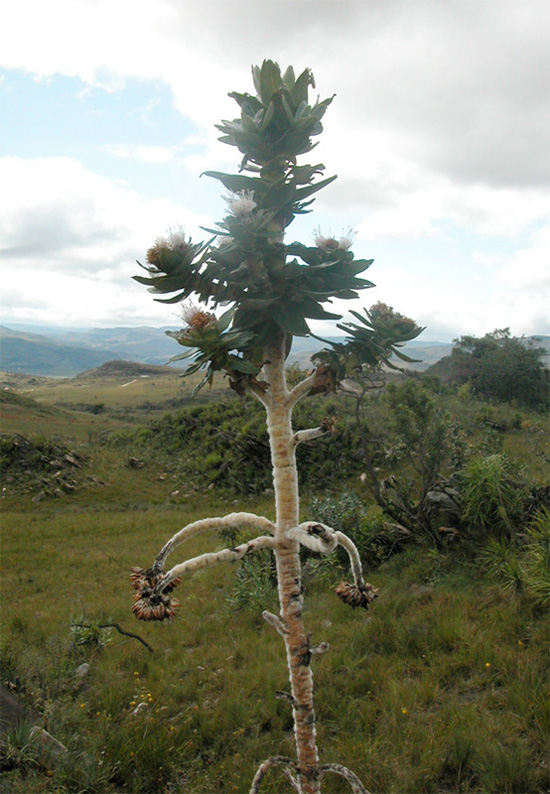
[319, 764, 372, 794]
[157, 535, 277, 591]
[132, 535, 277, 621]
[249, 756, 300, 794]
[291, 426, 328, 447]
[154, 512, 276, 571]
[335, 530, 379, 610]
[284, 523, 379, 611]
[286, 372, 316, 408]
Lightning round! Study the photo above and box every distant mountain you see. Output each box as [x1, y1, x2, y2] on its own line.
[2, 322, 547, 378]
[0, 326, 112, 377]
[0, 325, 189, 377]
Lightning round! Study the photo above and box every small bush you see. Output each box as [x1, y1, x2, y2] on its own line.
[461, 454, 528, 538]
[522, 508, 550, 608]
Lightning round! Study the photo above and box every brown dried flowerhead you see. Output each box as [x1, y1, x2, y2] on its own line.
[335, 581, 379, 610]
[130, 567, 181, 622]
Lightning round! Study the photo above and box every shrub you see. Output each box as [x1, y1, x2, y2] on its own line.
[461, 454, 528, 538]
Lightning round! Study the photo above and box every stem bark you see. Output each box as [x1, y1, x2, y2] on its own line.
[263, 334, 321, 794]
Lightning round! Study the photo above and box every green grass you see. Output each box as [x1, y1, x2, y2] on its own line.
[1, 376, 549, 792]
[2, 502, 548, 793]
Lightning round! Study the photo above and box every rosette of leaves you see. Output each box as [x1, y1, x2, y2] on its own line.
[310, 302, 425, 393]
[167, 308, 262, 393]
[206, 60, 337, 226]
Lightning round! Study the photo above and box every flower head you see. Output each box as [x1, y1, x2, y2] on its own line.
[224, 190, 257, 221]
[335, 581, 379, 609]
[313, 227, 356, 252]
[181, 302, 216, 331]
[146, 226, 194, 265]
[130, 566, 181, 622]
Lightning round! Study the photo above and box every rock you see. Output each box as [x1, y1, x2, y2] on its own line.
[32, 491, 46, 503]
[53, 488, 65, 498]
[75, 662, 90, 680]
[30, 726, 68, 758]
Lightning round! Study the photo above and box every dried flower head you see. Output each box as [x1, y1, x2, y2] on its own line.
[335, 581, 379, 609]
[181, 302, 216, 330]
[224, 190, 257, 221]
[313, 227, 356, 252]
[130, 566, 181, 622]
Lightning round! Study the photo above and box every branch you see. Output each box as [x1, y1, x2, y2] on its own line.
[285, 522, 338, 554]
[286, 372, 316, 408]
[335, 531, 364, 585]
[157, 535, 277, 590]
[319, 763, 372, 794]
[335, 530, 379, 610]
[132, 535, 277, 621]
[153, 512, 276, 571]
[262, 610, 287, 636]
[249, 756, 300, 794]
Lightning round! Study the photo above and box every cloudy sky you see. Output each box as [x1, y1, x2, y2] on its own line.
[1, 0, 549, 341]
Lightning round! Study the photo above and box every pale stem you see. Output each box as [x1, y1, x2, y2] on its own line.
[335, 530, 365, 587]
[318, 764, 372, 794]
[287, 372, 316, 408]
[292, 426, 329, 447]
[250, 756, 300, 794]
[155, 535, 277, 591]
[262, 610, 287, 636]
[263, 334, 322, 794]
[154, 512, 275, 570]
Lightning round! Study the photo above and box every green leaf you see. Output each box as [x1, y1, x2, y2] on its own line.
[270, 303, 311, 336]
[241, 110, 258, 134]
[282, 65, 296, 90]
[227, 356, 259, 374]
[391, 348, 422, 363]
[228, 91, 263, 114]
[252, 64, 262, 97]
[294, 174, 337, 201]
[201, 171, 265, 194]
[291, 68, 313, 106]
[259, 60, 282, 106]
[259, 100, 275, 132]
[216, 307, 234, 333]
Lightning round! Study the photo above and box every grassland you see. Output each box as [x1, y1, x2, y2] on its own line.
[1, 368, 548, 793]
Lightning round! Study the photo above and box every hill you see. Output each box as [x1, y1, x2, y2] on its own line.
[75, 360, 181, 381]
[3, 321, 548, 378]
[0, 326, 114, 377]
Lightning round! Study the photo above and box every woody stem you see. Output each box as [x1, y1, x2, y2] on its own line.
[263, 334, 321, 794]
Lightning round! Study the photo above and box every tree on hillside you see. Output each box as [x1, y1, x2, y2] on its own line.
[130, 60, 423, 794]
[449, 329, 549, 408]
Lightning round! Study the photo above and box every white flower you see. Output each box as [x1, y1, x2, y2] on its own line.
[224, 190, 257, 221]
[181, 302, 216, 330]
[166, 227, 189, 253]
[313, 227, 356, 251]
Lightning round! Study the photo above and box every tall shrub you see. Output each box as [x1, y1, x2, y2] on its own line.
[130, 60, 423, 794]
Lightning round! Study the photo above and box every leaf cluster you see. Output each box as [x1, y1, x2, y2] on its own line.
[311, 303, 425, 392]
[133, 60, 424, 391]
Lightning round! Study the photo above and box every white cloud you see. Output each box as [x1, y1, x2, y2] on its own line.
[1, 0, 549, 336]
[0, 156, 211, 325]
[499, 225, 550, 290]
[104, 144, 175, 164]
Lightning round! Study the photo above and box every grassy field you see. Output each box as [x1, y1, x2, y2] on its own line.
[1, 372, 549, 793]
